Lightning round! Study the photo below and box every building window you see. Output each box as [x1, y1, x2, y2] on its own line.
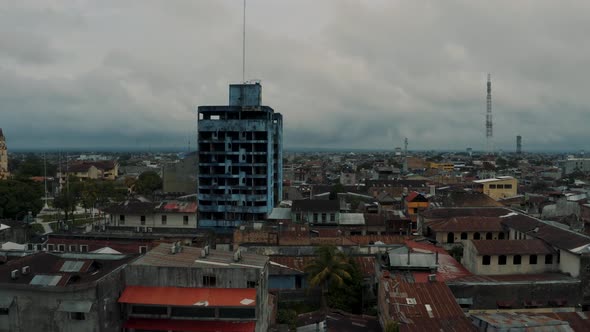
[513, 255, 522, 265]
[482, 255, 491, 265]
[486, 232, 493, 240]
[80, 245, 88, 252]
[557, 250, 561, 264]
[0, 308, 9, 315]
[296, 213, 301, 222]
[447, 232, 454, 244]
[58, 244, 66, 252]
[496, 184, 504, 189]
[321, 213, 327, 223]
[499, 255, 507, 265]
[139, 246, 148, 254]
[183, 216, 189, 225]
[498, 232, 505, 240]
[69, 245, 77, 252]
[203, 275, 217, 287]
[460, 232, 468, 240]
[70, 312, 85, 320]
[119, 215, 125, 222]
[47, 244, 55, 251]
[330, 213, 335, 222]
[489, 184, 497, 189]
[140, 216, 146, 225]
[545, 254, 553, 264]
[530, 255, 537, 265]
[505, 184, 512, 189]
[247, 281, 257, 288]
[161, 215, 167, 225]
[313, 213, 318, 223]
[473, 232, 481, 240]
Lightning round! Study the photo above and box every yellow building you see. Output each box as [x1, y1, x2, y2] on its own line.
[0, 129, 9, 180]
[428, 162, 455, 172]
[473, 176, 518, 200]
[406, 192, 429, 215]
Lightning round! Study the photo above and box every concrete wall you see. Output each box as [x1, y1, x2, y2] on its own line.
[560, 250, 581, 278]
[108, 213, 197, 229]
[479, 179, 518, 200]
[0, 269, 125, 332]
[448, 279, 582, 310]
[463, 241, 558, 275]
[124, 263, 270, 332]
[435, 230, 507, 245]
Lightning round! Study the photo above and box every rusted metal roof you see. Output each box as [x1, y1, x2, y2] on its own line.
[269, 255, 376, 278]
[118, 286, 256, 307]
[427, 216, 504, 232]
[471, 239, 555, 255]
[123, 318, 256, 332]
[405, 240, 472, 281]
[471, 312, 573, 331]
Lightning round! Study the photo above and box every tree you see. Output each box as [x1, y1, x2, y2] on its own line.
[305, 246, 352, 311]
[135, 171, 162, 195]
[14, 155, 56, 178]
[385, 320, 400, 332]
[53, 189, 77, 224]
[327, 258, 364, 314]
[0, 180, 43, 220]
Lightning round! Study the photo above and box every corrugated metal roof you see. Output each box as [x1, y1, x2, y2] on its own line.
[118, 286, 256, 307]
[57, 300, 93, 313]
[268, 208, 292, 220]
[427, 216, 504, 232]
[339, 213, 365, 225]
[29, 274, 62, 286]
[389, 252, 437, 270]
[123, 318, 256, 332]
[471, 239, 555, 255]
[471, 313, 572, 330]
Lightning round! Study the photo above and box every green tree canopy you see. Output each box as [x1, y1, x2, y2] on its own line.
[14, 155, 57, 178]
[305, 246, 353, 310]
[135, 171, 162, 195]
[0, 180, 43, 220]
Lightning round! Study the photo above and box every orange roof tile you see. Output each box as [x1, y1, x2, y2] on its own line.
[118, 286, 256, 307]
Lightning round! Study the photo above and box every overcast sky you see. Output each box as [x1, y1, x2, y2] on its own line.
[1, 0, 589, 152]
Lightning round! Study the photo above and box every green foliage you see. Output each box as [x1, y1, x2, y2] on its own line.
[30, 223, 45, 234]
[135, 171, 162, 195]
[53, 189, 78, 223]
[327, 258, 364, 314]
[277, 309, 297, 330]
[0, 180, 43, 219]
[329, 183, 345, 200]
[385, 320, 400, 332]
[305, 246, 354, 310]
[448, 246, 464, 262]
[14, 155, 56, 178]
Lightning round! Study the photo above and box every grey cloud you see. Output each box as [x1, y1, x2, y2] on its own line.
[0, 0, 589, 151]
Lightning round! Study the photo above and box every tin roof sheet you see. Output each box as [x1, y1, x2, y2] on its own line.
[57, 300, 93, 313]
[118, 286, 256, 307]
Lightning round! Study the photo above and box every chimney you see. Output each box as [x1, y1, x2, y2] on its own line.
[21, 266, 30, 275]
[428, 274, 436, 282]
[11, 270, 18, 280]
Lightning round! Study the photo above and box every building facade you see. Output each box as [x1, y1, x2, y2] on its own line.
[473, 176, 517, 200]
[198, 82, 283, 230]
[558, 158, 590, 175]
[0, 129, 9, 180]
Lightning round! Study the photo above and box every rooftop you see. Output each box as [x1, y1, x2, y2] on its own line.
[132, 243, 268, 269]
[292, 199, 340, 212]
[119, 285, 256, 307]
[471, 239, 555, 256]
[427, 216, 504, 232]
[0, 252, 134, 286]
[474, 176, 515, 183]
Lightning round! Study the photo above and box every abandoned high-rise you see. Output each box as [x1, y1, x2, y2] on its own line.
[197, 82, 283, 230]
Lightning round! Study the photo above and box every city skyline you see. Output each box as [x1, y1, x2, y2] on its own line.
[1, 1, 590, 151]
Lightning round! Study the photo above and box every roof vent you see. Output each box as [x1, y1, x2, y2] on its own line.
[170, 244, 177, 254]
[233, 249, 242, 262]
[22, 266, 30, 275]
[11, 270, 18, 280]
[204, 245, 210, 256]
[428, 274, 436, 282]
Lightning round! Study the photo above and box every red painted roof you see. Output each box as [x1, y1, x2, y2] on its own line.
[405, 240, 472, 281]
[118, 286, 256, 307]
[123, 318, 256, 332]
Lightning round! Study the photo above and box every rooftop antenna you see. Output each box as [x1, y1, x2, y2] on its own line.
[242, 0, 246, 83]
[404, 137, 408, 156]
[486, 73, 493, 155]
[43, 153, 49, 209]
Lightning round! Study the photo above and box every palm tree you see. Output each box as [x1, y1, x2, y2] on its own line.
[304, 245, 352, 311]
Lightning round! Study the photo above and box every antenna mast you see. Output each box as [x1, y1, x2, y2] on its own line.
[242, 0, 246, 83]
[486, 73, 493, 155]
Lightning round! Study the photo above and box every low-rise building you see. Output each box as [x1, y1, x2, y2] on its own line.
[121, 243, 270, 332]
[0, 251, 134, 332]
[425, 216, 507, 245]
[463, 239, 558, 275]
[103, 200, 197, 231]
[291, 200, 340, 225]
[473, 176, 518, 200]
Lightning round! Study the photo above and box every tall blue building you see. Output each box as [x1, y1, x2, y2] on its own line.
[197, 82, 283, 230]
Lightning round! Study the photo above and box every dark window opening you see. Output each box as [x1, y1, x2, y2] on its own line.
[498, 232, 505, 240]
[70, 312, 86, 320]
[482, 255, 491, 265]
[499, 255, 507, 265]
[218, 308, 256, 319]
[545, 254, 553, 264]
[203, 275, 217, 286]
[171, 307, 215, 318]
[132, 305, 167, 315]
[447, 232, 455, 243]
[513, 255, 522, 265]
[460, 232, 468, 240]
[247, 281, 257, 288]
[486, 232, 493, 240]
[530, 255, 537, 265]
[473, 232, 481, 240]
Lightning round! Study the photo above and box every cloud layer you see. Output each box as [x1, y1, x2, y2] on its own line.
[0, 0, 589, 151]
